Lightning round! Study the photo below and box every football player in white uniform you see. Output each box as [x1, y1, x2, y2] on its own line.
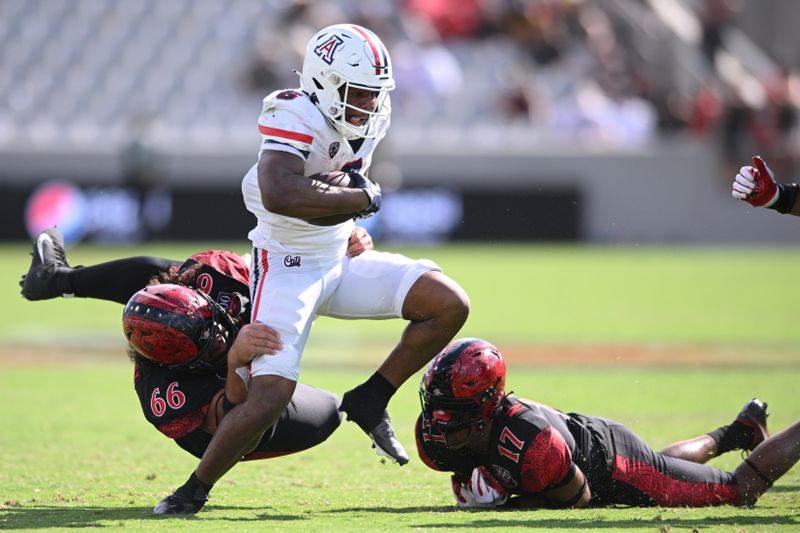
[154, 24, 470, 515]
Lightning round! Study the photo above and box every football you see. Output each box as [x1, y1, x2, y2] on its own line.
[308, 170, 352, 188]
[305, 171, 359, 226]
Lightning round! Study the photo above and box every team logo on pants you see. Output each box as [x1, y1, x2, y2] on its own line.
[284, 255, 301, 267]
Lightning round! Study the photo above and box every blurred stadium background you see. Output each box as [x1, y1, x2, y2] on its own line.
[2, 2, 800, 528]
[3, 0, 800, 245]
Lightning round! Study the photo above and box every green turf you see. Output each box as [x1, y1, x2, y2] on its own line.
[3, 242, 800, 347]
[1, 362, 798, 531]
[1, 242, 799, 531]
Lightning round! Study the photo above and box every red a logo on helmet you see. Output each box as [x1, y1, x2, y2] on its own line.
[314, 35, 344, 65]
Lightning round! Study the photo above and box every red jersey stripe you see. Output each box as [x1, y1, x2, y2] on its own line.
[506, 402, 527, 417]
[259, 125, 313, 145]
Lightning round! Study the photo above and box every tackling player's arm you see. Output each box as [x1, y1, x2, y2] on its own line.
[225, 322, 283, 403]
[516, 424, 590, 508]
[258, 151, 370, 219]
[779, 185, 800, 216]
[541, 464, 591, 508]
[204, 323, 283, 432]
[346, 226, 374, 257]
[507, 467, 589, 509]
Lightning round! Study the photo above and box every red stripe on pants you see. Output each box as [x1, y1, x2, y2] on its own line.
[251, 248, 269, 318]
[248, 248, 269, 378]
[612, 455, 738, 506]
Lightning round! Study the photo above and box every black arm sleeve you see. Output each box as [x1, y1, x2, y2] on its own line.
[553, 476, 588, 508]
[768, 184, 800, 214]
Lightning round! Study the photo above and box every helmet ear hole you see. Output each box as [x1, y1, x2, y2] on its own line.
[313, 78, 324, 91]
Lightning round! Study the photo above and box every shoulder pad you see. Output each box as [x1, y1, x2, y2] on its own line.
[261, 89, 323, 125]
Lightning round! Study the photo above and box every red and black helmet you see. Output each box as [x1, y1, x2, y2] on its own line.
[419, 338, 506, 447]
[122, 283, 238, 371]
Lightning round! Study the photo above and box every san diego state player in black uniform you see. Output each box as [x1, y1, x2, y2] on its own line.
[123, 282, 342, 462]
[19, 227, 371, 461]
[416, 338, 800, 508]
[19, 226, 373, 308]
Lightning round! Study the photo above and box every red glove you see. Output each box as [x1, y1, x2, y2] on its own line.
[732, 156, 779, 207]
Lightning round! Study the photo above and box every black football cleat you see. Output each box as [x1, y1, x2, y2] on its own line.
[369, 411, 409, 466]
[339, 389, 409, 466]
[153, 491, 208, 516]
[736, 398, 769, 452]
[20, 227, 73, 300]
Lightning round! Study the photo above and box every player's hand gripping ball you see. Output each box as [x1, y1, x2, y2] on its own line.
[451, 467, 508, 508]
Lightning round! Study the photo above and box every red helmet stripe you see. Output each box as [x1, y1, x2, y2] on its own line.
[349, 25, 384, 75]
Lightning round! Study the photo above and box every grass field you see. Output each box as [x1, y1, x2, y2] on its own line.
[1, 242, 799, 532]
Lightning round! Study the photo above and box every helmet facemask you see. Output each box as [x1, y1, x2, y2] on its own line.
[185, 290, 239, 372]
[333, 80, 392, 140]
[420, 377, 503, 449]
[419, 338, 507, 450]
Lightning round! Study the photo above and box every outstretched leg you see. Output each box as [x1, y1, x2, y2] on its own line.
[660, 434, 720, 464]
[661, 398, 769, 464]
[154, 375, 296, 515]
[593, 416, 740, 507]
[67, 257, 177, 303]
[735, 420, 800, 506]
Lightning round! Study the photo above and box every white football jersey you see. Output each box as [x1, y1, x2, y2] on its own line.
[242, 88, 389, 259]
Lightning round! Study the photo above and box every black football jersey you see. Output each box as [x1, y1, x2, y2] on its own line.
[133, 360, 225, 438]
[130, 251, 250, 440]
[417, 396, 592, 495]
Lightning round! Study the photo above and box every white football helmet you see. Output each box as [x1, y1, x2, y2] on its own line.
[300, 24, 395, 140]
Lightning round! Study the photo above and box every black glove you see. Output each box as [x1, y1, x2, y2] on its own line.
[347, 170, 382, 218]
